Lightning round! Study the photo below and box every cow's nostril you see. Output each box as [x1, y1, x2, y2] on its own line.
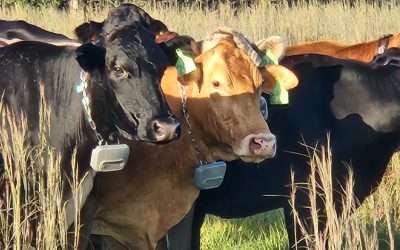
[152, 120, 162, 135]
[250, 138, 263, 152]
[248, 134, 276, 156]
[150, 118, 181, 143]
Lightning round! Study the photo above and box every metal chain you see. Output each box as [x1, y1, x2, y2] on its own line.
[178, 82, 207, 165]
[80, 71, 104, 145]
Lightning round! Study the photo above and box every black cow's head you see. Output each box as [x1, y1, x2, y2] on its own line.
[74, 3, 168, 44]
[75, 4, 180, 143]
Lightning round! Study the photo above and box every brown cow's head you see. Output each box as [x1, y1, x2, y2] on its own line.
[162, 29, 298, 163]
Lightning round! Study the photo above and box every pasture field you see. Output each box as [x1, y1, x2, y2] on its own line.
[1, 1, 400, 249]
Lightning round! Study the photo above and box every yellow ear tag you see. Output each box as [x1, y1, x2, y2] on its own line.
[176, 48, 197, 76]
[261, 49, 289, 105]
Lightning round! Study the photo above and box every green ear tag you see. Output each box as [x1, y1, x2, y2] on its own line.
[270, 80, 289, 105]
[75, 82, 84, 93]
[176, 48, 197, 76]
[261, 49, 279, 65]
[261, 49, 289, 105]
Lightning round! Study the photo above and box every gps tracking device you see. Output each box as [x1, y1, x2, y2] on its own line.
[193, 161, 227, 190]
[90, 144, 130, 172]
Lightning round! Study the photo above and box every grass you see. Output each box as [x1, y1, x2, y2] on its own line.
[202, 210, 288, 250]
[0, 1, 400, 249]
[0, 96, 82, 249]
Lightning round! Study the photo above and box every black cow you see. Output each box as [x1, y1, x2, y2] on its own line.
[164, 49, 400, 250]
[74, 3, 169, 44]
[0, 19, 79, 46]
[0, 4, 183, 248]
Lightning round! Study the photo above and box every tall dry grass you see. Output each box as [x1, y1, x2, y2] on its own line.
[290, 140, 398, 250]
[0, 1, 399, 249]
[1, 0, 400, 43]
[0, 94, 82, 249]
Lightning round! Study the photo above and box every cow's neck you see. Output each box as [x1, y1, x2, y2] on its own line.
[388, 33, 400, 48]
[336, 39, 380, 62]
[81, 77, 116, 146]
[177, 99, 214, 163]
[162, 70, 223, 164]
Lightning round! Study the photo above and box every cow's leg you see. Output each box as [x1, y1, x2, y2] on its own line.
[88, 235, 128, 250]
[191, 206, 207, 250]
[155, 205, 195, 250]
[284, 194, 330, 250]
[284, 204, 303, 250]
[283, 194, 315, 250]
[0, 153, 3, 170]
[67, 193, 96, 250]
[156, 238, 167, 250]
[155, 204, 205, 250]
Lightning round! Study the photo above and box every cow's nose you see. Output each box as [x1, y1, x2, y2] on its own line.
[249, 134, 276, 157]
[150, 117, 181, 143]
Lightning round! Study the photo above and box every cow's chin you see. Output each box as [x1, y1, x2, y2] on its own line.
[232, 146, 276, 163]
[239, 155, 271, 163]
[211, 147, 273, 164]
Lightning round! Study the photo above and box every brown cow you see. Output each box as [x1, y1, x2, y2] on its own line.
[284, 33, 400, 62]
[84, 29, 298, 250]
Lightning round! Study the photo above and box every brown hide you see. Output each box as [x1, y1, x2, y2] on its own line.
[285, 33, 400, 62]
[89, 39, 297, 249]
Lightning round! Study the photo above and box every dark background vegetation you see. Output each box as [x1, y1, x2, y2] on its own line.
[0, 0, 395, 10]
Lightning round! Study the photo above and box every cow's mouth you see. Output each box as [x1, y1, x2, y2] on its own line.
[113, 100, 140, 141]
[117, 112, 140, 140]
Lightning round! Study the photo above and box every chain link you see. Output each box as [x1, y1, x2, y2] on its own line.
[80, 71, 104, 145]
[178, 82, 207, 165]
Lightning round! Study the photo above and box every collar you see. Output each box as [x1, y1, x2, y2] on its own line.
[76, 71, 104, 145]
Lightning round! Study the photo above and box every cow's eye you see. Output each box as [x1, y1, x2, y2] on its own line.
[212, 81, 221, 88]
[112, 66, 128, 78]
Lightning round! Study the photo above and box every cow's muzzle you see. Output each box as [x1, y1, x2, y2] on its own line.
[234, 133, 277, 163]
[147, 116, 181, 143]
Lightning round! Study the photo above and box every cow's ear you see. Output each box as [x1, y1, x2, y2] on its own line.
[178, 67, 202, 88]
[149, 19, 169, 35]
[74, 21, 104, 43]
[256, 36, 288, 62]
[261, 64, 298, 92]
[159, 35, 201, 65]
[75, 43, 106, 72]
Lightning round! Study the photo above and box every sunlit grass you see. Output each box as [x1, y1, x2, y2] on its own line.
[202, 210, 288, 250]
[0, 1, 399, 249]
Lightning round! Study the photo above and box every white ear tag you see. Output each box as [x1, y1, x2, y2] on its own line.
[90, 144, 130, 172]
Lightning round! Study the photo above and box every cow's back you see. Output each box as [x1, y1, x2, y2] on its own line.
[0, 20, 73, 42]
[199, 54, 400, 215]
[0, 41, 83, 149]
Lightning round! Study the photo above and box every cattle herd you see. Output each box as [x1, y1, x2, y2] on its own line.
[0, 3, 399, 250]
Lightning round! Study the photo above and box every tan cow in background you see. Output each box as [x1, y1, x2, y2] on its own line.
[284, 33, 400, 62]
